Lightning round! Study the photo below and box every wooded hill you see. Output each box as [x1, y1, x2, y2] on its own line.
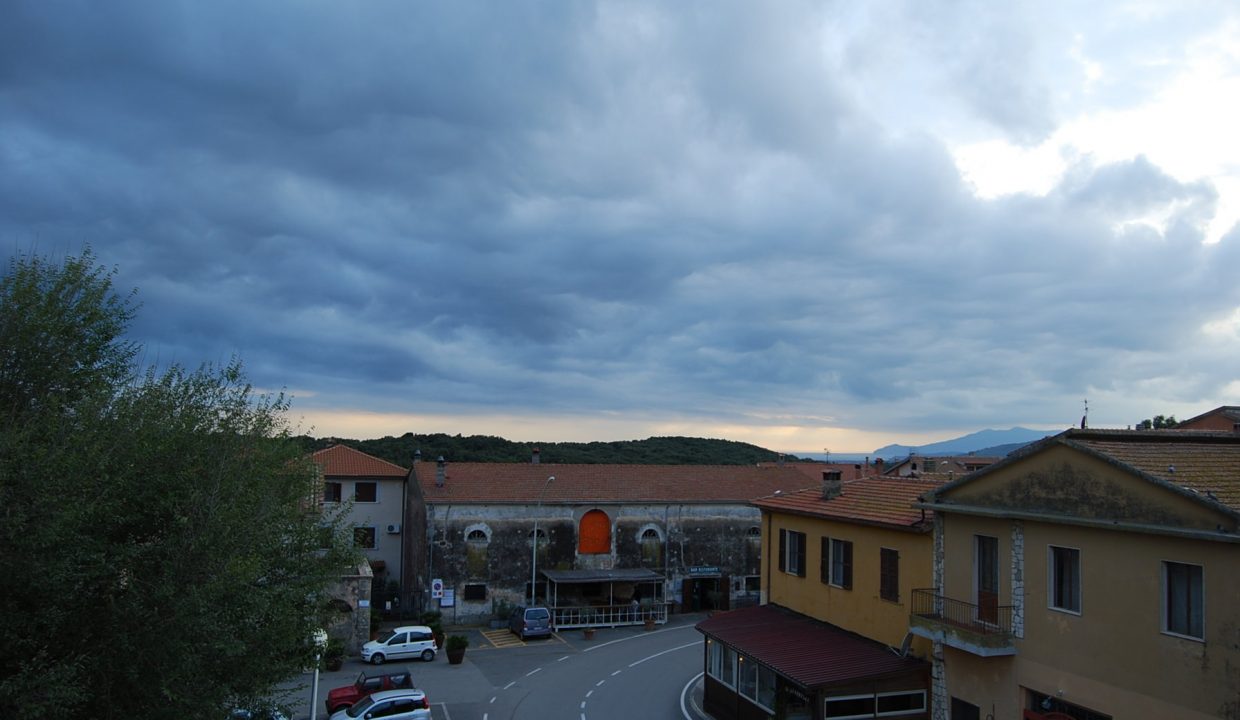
[296, 432, 807, 467]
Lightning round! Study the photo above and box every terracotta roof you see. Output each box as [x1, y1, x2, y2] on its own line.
[753, 476, 943, 530]
[758, 461, 876, 482]
[1062, 430, 1240, 512]
[313, 445, 408, 479]
[414, 462, 813, 503]
[696, 604, 928, 690]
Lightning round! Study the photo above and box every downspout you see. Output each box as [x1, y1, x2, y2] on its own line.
[763, 510, 771, 605]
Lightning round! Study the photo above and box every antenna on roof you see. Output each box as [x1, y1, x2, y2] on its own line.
[1081, 399, 1089, 429]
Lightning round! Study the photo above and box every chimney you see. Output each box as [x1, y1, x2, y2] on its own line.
[436, 456, 446, 487]
[413, 448, 422, 463]
[532, 447, 541, 464]
[822, 470, 843, 500]
[875, 458, 885, 474]
[777, 453, 785, 467]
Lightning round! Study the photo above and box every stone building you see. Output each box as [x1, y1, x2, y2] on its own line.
[406, 455, 812, 626]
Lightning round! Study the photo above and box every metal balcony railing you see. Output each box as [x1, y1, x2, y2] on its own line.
[910, 588, 1013, 637]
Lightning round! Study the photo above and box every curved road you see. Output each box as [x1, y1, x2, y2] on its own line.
[447, 620, 706, 720]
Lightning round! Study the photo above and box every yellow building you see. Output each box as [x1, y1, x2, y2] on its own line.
[914, 428, 1240, 720]
[697, 469, 943, 720]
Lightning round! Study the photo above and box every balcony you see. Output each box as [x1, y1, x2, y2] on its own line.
[909, 588, 1017, 656]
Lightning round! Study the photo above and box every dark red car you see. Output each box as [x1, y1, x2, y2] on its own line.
[325, 670, 415, 715]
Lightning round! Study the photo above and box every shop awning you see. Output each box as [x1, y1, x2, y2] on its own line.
[542, 568, 664, 584]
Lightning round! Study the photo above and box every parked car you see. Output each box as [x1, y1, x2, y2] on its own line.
[326, 670, 415, 715]
[228, 704, 289, 720]
[328, 689, 430, 720]
[361, 625, 438, 665]
[508, 606, 552, 640]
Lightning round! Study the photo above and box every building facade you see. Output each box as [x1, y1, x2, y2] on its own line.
[407, 457, 811, 625]
[697, 469, 944, 720]
[313, 444, 411, 600]
[913, 428, 1240, 720]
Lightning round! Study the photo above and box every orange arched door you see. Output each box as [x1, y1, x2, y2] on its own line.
[578, 510, 611, 554]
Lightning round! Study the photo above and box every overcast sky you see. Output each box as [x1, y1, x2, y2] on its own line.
[3, 1, 1239, 453]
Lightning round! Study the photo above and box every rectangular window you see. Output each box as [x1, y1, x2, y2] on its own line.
[1163, 561, 1204, 639]
[975, 535, 999, 623]
[737, 655, 757, 700]
[880, 548, 899, 602]
[755, 664, 776, 711]
[707, 640, 723, 680]
[876, 690, 926, 716]
[1048, 546, 1081, 613]
[721, 645, 737, 687]
[825, 694, 874, 719]
[354, 481, 377, 502]
[830, 538, 853, 589]
[354, 526, 377, 549]
[950, 698, 980, 720]
[780, 529, 806, 577]
[323, 481, 342, 503]
[463, 583, 487, 601]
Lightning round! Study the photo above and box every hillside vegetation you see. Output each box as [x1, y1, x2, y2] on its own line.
[297, 432, 806, 467]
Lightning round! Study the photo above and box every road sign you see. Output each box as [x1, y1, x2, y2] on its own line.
[431, 578, 444, 599]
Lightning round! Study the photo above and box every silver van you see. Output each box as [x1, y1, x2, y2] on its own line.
[508, 606, 552, 640]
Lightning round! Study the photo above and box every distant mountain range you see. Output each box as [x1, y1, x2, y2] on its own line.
[799, 427, 1062, 463]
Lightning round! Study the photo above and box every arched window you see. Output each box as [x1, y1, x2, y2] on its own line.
[466, 529, 489, 544]
[746, 526, 761, 539]
[529, 528, 547, 541]
[641, 528, 661, 542]
[578, 510, 611, 554]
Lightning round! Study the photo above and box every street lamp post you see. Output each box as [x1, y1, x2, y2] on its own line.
[531, 475, 554, 604]
[308, 628, 327, 720]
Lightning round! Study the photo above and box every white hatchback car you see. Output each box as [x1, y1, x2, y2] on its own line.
[328, 689, 430, 720]
[361, 625, 438, 664]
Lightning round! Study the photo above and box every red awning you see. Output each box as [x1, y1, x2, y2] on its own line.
[696, 604, 927, 691]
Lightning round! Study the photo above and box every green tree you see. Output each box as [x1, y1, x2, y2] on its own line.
[1136, 414, 1179, 429]
[0, 249, 357, 719]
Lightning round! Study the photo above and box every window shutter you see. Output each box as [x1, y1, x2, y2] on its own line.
[796, 534, 806, 578]
[778, 529, 787, 572]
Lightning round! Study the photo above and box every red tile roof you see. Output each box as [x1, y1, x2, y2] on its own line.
[753, 476, 944, 531]
[697, 604, 928, 690]
[414, 462, 813, 503]
[313, 445, 408, 478]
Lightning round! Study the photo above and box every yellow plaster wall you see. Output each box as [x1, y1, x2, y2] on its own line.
[940, 515, 1240, 719]
[762, 510, 933, 655]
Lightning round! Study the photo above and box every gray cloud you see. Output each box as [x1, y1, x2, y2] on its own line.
[2, 0, 1238, 443]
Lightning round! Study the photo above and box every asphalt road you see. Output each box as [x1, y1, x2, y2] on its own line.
[283, 614, 709, 720]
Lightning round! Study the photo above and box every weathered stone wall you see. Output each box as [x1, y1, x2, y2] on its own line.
[325, 561, 373, 654]
[423, 502, 765, 624]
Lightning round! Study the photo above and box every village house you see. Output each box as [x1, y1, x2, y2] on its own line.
[913, 426, 1240, 720]
[696, 469, 945, 720]
[313, 444, 411, 606]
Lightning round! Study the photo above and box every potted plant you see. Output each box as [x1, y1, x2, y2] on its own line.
[445, 634, 469, 665]
[583, 627, 596, 640]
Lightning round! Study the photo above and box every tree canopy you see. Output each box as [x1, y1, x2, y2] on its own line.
[0, 249, 356, 719]
[1136, 414, 1179, 429]
[296, 432, 807, 466]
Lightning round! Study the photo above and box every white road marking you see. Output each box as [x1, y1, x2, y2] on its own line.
[526, 667, 542, 677]
[489, 696, 496, 703]
[503, 681, 516, 690]
[611, 669, 622, 676]
[628, 640, 702, 667]
[585, 690, 594, 698]
[595, 679, 606, 687]
[582, 622, 694, 653]
[580, 701, 586, 709]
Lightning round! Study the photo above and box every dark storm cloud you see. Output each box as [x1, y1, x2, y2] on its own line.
[2, 1, 1238, 440]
